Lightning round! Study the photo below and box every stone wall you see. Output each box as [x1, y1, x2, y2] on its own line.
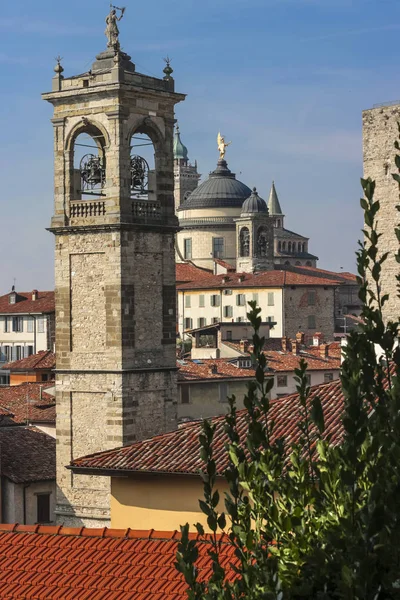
[363, 105, 400, 322]
[283, 286, 335, 342]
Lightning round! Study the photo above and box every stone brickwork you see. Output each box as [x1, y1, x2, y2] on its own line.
[44, 45, 184, 526]
[363, 105, 400, 322]
[283, 286, 335, 342]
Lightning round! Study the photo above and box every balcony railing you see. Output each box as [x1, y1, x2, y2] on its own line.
[70, 200, 106, 218]
[132, 200, 162, 220]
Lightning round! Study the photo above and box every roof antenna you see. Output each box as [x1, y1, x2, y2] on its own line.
[12, 278, 16, 292]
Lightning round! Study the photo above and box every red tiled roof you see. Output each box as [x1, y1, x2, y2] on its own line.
[0, 526, 238, 599]
[282, 264, 357, 284]
[0, 383, 55, 424]
[213, 258, 235, 272]
[177, 269, 341, 291]
[0, 291, 54, 315]
[263, 347, 340, 372]
[176, 263, 213, 284]
[0, 427, 55, 483]
[70, 379, 345, 476]
[178, 359, 257, 382]
[2, 351, 55, 372]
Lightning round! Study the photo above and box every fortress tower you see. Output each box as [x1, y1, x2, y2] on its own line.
[43, 12, 184, 525]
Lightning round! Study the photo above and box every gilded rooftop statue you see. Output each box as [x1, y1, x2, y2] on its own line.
[217, 132, 231, 160]
[105, 4, 126, 50]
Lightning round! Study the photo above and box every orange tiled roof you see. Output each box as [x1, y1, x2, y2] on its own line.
[283, 264, 357, 283]
[0, 525, 237, 599]
[0, 291, 54, 315]
[178, 359, 257, 382]
[70, 379, 345, 476]
[177, 269, 342, 291]
[0, 383, 55, 424]
[0, 427, 55, 483]
[2, 350, 55, 372]
[263, 347, 340, 372]
[176, 262, 213, 284]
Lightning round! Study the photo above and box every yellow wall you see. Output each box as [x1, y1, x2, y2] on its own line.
[111, 474, 230, 533]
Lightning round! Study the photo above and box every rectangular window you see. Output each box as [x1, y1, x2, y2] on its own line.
[37, 317, 45, 333]
[236, 317, 244, 322]
[185, 295, 191, 308]
[308, 315, 316, 329]
[27, 346, 34, 356]
[184, 318, 193, 330]
[212, 237, 224, 259]
[324, 372, 334, 383]
[3, 346, 10, 361]
[16, 346, 22, 361]
[12, 317, 23, 333]
[3, 317, 10, 333]
[183, 238, 192, 260]
[308, 291, 316, 306]
[210, 294, 221, 307]
[197, 317, 206, 328]
[219, 382, 229, 403]
[199, 295, 205, 308]
[236, 294, 246, 306]
[223, 306, 233, 318]
[267, 292, 275, 306]
[181, 386, 190, 405]
[305, 374, 311, 386]
[212, 317, 219, 324]
[226, 330, 233, 341]
[27, 317, 34, 333]
[277, 375, 288, 387]
[36, 493, 51, 524]
[252, 293, 259, 303]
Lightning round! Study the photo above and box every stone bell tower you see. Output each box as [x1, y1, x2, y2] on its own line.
[43, 12, 185, 526]
[235, 188, 274, 273]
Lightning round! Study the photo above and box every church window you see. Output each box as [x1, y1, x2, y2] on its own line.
[257, 227, 270, 257]
[298, 242, 302, 253]
[268, 292, 275, 306]
[73, 129, 107, 201]
[239, 227, 250, 257]
[277, 219, 281, 228]
[212, 237, 224, 258]
[184, 238, 192, 259]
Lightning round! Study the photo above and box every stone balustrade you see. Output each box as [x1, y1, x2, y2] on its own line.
[70, 201, 106, 218]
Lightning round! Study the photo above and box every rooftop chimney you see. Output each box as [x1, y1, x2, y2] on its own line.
[281, 337, 289, 352]
[209, 363, 218, 375]
[296, 331, 305, 345]
[240, 339, 250, 354]
[320, 343, 329, 359]
[291, 339, 300, 355]
[32, 290, 38, 301]
[313, 332, 323, 347]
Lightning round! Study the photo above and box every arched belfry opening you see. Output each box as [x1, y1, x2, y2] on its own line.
[257, 226, 270, 257]
[129, 132, 155, 200]
[71, 129, 107, 201]
[239, 227, 250, 257]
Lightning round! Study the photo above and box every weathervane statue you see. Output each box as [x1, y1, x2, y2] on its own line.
[105, 4, 126, 50]
[217, 132, 231, 160]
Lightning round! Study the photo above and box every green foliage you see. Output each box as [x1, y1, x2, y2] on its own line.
[176, 133, 400, 599]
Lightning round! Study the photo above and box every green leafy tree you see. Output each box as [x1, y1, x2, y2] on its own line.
[176, 135, 400, 599]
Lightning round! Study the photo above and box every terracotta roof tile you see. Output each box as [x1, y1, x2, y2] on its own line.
[0, 291, 55, 315]
[0, 426, 55, 483]
[177, 269, 341, 291]
[175, 263, 213, 284]
[178, 359, 257, 381]
[70, 379, 346, 476]
[0, 383, 55, 424]
[3, 351, 56, 372]
[0, 526, 237, 599]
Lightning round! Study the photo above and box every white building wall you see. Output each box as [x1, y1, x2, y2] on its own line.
[271, 369, 340, 398]
[0, 314, 51, 363]
[178, 287, 283, 338]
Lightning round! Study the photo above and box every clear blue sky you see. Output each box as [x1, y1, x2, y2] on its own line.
[1, 0, 400, 293]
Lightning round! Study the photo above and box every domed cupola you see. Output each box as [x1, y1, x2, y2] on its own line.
[178, 158, 251, 210]
[173, 123, 188, 162]
[241, 187, 268, 216]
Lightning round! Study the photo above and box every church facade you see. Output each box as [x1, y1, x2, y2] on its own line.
[174, 128, 318, 271]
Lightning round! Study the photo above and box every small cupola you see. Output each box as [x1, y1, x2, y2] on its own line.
[240, 188, 268, 216]
[173, 123, 189, 162]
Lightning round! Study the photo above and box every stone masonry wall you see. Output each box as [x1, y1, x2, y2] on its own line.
[283, 286, 335, 342]
[363, 105, 400, 322]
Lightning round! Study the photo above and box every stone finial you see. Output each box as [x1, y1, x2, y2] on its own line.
[163, 56, 174, 80]
[54, 56, 64, 75]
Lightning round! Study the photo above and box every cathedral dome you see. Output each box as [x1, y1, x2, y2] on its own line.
[241, 188, 268, 215]
[178, 159, 251, 210]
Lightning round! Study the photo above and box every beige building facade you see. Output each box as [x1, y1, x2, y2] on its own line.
[43, 32, 184, 525]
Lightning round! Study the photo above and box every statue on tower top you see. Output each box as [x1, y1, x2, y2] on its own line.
[105, 4, 126, 50]
[217, 132, 231, 160]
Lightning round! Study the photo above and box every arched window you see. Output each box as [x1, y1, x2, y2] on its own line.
[72, 128, 107, 201]
[295, 261, 301, 266]
[257, 227, 270, 258]
[239, 227, 250, 257]
[303, 243, 306, 253]
[277, 219, 281, 228]
[278, 241, 282, 252]
[282, 242, 286, 251]
[288, 242, 292, 253]
[298, 242, 302, 253]
[306, 261, 312, 266]
[129, 132, 155, 200]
